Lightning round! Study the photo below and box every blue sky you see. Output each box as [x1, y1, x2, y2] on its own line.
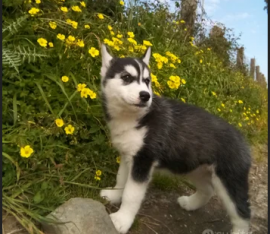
[203, 0, 268, 81]
[166, 0, 268, 81]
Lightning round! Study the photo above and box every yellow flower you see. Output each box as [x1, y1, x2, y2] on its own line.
[167, 76, 181, 89]
[48, 42, 54, 47]
[108, 25, 113, 30]
[28, 7, 40, 16]
[113, 45, 120, 51]
[71, 21, 78, 29]
[77, 83, 87, 92]
[94, 176, 101, 181]
[80, 1, 86, 7]
[184, 28, 187, 31]
[128, 46, 134, 52]
[238, 123, 242, 128]
[88, 89, 97, 99]
[66, 19, 78, 29]
[181, 98, 186, 103]
[127, 31, 135, 38]
[61, 76, 69, 82]
[72, 6, 82, 12]
[256, 110, 259, 114]
[81, 88, 89, 98]
[117, 34, 123, 39]
[57, 33, 65, 41]
[104, 38, 114, 47]
[97, 13, 104, 19]
[49, 21, 57, 29]
[138, 22, 141, 26]
[55, 119, 64, 127]
[238, 100, 243, 104]
[119, 0, 124, 5]
[60, 7, 68, 12]
[200, 59, 203, 63]
[170, 63, 176, 69]
[181, 79, 186, 84]
[66, 35, 76, 45]
[37, 38, 47, 47]
[217, 108, 221, 112]
[116, 156, 121, 164]
[177, 59, 181, 63]
[221, 103, 225, 108]
[64, 124, 75, 135]
[76, 39, 85, 47]
[110, 31, 115, 36]
[127, 38, 137, 45]
[154, 91, 160, 96]
[20, 145, 34, 158]
[207, 48, 211, 51]
[35, 0, 41, 4]
[211, 91, 217, 96]
[88, 47, 99, 57]
[157, 62, 163, 69]
[84, 24, 90, 29]
[96, 170, 102, 176]
[143, 40, 153, 46]
[180, 20, 185, 23]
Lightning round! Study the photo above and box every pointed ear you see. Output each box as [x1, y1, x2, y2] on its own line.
[142, 47, 151, 65]
[101, 44, 113, 68]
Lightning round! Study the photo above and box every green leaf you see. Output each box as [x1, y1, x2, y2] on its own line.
[33, 191, 44, 204]
[13, 94, 17, 126]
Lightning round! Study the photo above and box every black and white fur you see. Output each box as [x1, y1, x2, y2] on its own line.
[100, 44, 251, 234]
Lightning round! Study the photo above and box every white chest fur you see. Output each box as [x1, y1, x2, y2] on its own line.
[108, 117, 147, 160]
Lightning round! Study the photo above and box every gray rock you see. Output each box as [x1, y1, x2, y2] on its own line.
[42, 197, 118, 234]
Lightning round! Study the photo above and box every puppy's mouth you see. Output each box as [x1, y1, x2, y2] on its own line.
[134, 103, 148, 108]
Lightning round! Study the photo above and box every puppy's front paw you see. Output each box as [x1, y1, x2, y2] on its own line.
[110, 211, 134, 234]
[177, 195, 194, 211]
[100, 188, 123, 204]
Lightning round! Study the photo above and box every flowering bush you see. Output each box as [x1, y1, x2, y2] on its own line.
[2, 0, 267, 232]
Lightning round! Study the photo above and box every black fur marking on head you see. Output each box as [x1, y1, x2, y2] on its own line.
[100, 93, 111, 121]
[103, 58, 141, 85]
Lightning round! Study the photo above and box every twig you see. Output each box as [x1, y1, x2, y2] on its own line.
[138, 213, 174, 234]
[6, 229, 24, 234]
[203, 219, 221, 223]
[142, 222, 158, 234]
[141, 219, 160, 227]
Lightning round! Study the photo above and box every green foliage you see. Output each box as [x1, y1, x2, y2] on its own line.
[2, 0, 268, 233]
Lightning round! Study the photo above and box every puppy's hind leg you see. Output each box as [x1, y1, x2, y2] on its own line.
[100, 157, 129, 204]
[212, 168, 250, 234]
[178, 165, 214, 211]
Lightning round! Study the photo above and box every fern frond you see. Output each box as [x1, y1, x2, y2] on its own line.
[2, 15, 28, 36]
[16, 46, 50, 63]
[2, 48, 22, 73]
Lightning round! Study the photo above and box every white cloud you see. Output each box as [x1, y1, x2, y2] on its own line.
[203, 0, 220, 15]
[223, 12, 251, 21]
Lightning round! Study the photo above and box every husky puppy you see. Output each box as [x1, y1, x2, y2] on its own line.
[99, 44, 251, 234]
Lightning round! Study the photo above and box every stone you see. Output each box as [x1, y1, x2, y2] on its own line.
[41, 197, 118, 234]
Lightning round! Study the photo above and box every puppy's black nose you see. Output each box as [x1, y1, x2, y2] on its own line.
[139, 91, 150, 102]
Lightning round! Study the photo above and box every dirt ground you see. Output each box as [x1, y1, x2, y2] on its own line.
[2, 148, 268, 234]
